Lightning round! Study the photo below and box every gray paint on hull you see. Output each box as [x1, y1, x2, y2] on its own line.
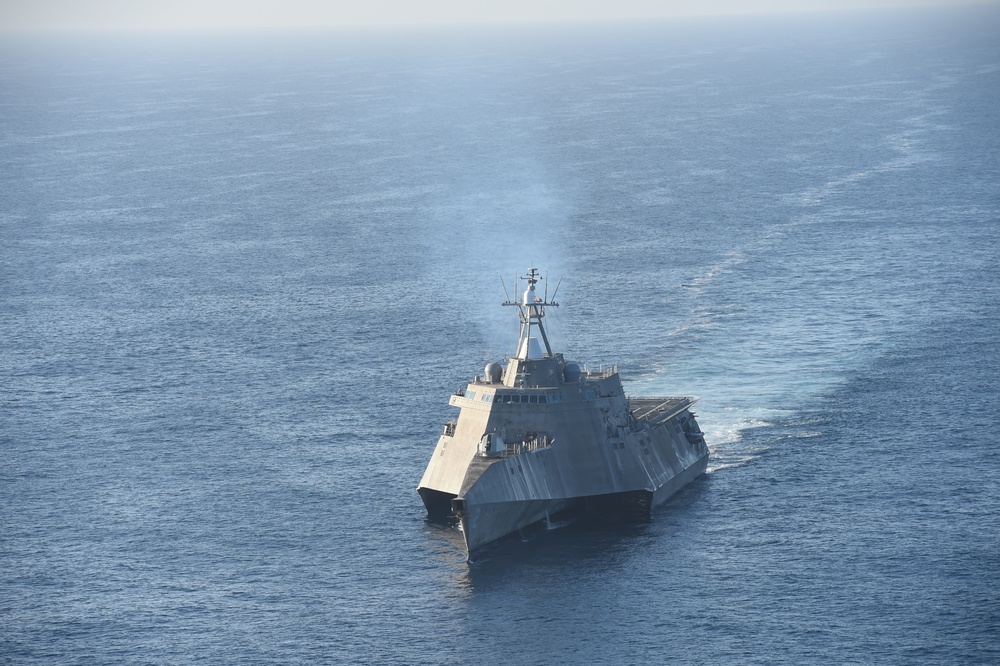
[457, 402, 709, 554]
[417, 270, 709, 559]
[417, 360, 709, 557]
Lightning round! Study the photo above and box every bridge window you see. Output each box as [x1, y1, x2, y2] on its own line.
[488, 392, 553, 405]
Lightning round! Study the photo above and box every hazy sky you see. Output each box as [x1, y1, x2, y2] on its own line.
[1, 0, 993, 31]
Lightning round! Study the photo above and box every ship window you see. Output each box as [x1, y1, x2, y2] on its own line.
[481, 393, 492, 402]
[466, 391, 476, 402]
[538, 395, 547, 404]
[529, 395, 538, 404]
[503, 394, 512, 403]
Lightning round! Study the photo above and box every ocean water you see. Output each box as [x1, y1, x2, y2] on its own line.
[2, 6, 999, 664]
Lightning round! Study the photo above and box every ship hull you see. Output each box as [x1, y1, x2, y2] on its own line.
[458, 449, 709, 559]
[459, 498, 576, 556]
[651, 450, 708, 508]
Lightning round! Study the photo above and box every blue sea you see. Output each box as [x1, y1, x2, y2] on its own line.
[2, 5, 999, 664]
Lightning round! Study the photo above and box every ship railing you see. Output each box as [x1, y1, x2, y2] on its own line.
[582, 364, 619, 380]
[499, 433, 553, 457]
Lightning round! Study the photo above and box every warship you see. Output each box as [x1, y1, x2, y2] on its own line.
[417, 268, 709, 559]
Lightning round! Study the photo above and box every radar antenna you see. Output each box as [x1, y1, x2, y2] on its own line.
[502, 267, 559, 359]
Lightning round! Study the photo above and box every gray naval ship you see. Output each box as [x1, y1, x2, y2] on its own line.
[418, 268, 709, 559]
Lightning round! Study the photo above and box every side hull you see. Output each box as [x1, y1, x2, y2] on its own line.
[417, 487, 456, 515]
[650, 451, 709, 508]
[460, 498, 573, 557]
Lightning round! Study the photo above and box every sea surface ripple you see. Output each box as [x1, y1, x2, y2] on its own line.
[2, 7, 999, 664]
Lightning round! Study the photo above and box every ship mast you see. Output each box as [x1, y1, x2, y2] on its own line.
[502, 267, 558, 359]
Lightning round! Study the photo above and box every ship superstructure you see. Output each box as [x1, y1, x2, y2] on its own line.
[417, 268, 709, 559]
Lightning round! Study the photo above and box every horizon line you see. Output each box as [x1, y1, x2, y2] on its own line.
[2, 0, 995, 34]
